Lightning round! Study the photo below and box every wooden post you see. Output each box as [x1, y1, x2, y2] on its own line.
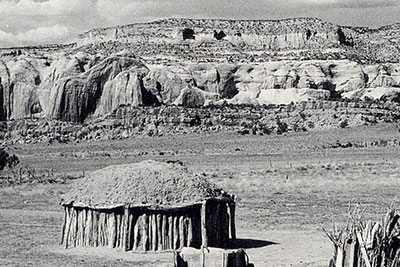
[229, 202, 236, 240]
[356, 231, 372, 267]
[81, 209, 87, 246]
[63, 207, 72, 249]
[109, 213, 116, 248]
[76, 210, 82, 246]
[157, 214, 163, 251]
[115, 213, 121, 248]
[179, 215, 185, 248]
[123, 207, 131, 251]
[133, 213, 140, 251]
[152, 214, 157, 251]
[142, 213, 149, 251]
[162, 215, 167, 250]
[103, 213, 108, 246]
[187, 217, 193, 247]
[95, 210, 99, 247]
[173, 216, 179, 250]
[60, 206, 67, 245]
[168, 215, 174, 250]
[215, 203, 221, 247]
[73, 209, 78, 247]
[221, 204, 229, 248]
[336, 246, 344, 267]
[344, 238, 357, 267]
[201, 201, 208, 248]
[86, 209, 93, 246]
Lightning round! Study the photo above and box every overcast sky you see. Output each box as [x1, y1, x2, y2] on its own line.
[0, 0, 399, 47]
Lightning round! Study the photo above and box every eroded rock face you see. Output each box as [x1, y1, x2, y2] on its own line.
[5, 59, 42, 119]
[47, 54, 148, 122]
[143, 65, 190, 104]
[95, 70, 146, 116]
[1, 53, 400, 123]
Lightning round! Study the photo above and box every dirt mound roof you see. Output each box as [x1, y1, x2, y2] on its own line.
[62, 160, 229, 208]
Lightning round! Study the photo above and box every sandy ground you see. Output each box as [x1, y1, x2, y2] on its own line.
[1, 124, 399, 266]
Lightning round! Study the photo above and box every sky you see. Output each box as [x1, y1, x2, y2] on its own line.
[0, 0, 399, 48]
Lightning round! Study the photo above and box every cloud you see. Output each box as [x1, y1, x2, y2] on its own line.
[300, 0, 399, 8]
[0, 0, 398, 47]
[94, 0, 400, 25]
[0, 24, 69, 47]
[0, 0, 94, 16]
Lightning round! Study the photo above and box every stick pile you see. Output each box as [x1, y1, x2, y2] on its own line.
[326, 206, 400, 267]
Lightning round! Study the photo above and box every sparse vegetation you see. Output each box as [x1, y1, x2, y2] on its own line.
[0, 148, 19, 173]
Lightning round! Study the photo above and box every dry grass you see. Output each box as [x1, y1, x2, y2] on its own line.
[1, 124, 400, 266]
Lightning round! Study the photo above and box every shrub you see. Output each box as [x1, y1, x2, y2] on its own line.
[276, 119, 288, 135]
[0, 148, 20, 172]
[339, 120, 349, 128]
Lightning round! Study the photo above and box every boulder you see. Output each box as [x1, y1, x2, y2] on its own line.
[174, 87, 206, 108]
[48, 53, 148, 122]
[143, 66, 189, 104]
[95, 70, 145, 115]
[6, 59, 42, 119]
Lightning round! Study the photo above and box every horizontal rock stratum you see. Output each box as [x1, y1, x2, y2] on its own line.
[0, 18, 400, 122]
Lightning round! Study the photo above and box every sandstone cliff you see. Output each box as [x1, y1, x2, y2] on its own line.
[1, 18, 400, 123]
[1, 52, 400, 122]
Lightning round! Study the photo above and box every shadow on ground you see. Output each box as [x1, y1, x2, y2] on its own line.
[228, 238, 278, 249]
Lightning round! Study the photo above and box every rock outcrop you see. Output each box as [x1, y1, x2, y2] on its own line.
[1, 53, 400, 122]
[75, 18, 400, 64]
[1, 17, 400, 123]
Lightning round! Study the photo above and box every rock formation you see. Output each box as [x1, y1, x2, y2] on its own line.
[0, 18, 400, 123]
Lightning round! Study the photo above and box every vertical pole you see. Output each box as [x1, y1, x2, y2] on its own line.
[229, 202, 236, 240]
[60, 206, 67, 245]
[201, 200, 208, 248]
[123, 207, 131, 251]
[142, 214, 149, 251]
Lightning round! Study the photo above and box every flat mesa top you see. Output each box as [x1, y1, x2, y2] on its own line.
[62, 160, 230, 208]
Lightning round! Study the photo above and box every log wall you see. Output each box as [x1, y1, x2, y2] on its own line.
[61, 205, 203, 251]
[204, 200, 231, 248]
[61, 200, 235, 251]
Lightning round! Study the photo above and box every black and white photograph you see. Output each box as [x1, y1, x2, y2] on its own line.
[0, 0, 400, 266]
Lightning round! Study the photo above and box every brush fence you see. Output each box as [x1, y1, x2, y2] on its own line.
[61, 199, 236, 251]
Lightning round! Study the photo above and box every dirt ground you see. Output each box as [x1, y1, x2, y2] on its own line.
[1, 124, 399, 266]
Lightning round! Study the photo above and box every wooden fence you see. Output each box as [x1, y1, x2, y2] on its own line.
[61, 198, 236, 251]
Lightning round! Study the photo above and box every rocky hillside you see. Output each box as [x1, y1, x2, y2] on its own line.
[75, 18, 400, 64]
[0, 18, 400, 125]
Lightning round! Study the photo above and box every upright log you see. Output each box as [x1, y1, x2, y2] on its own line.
[344, 239, 357, 267]
[187, 216, 193, 247]
[77, 210, 82, 246]
[229, 202, 236, 240]
[215, 203, 221, 247]
[201, 201, 208, 248]
[81, 209, 87, 246]
[115, 213, 121, 248]
[162, 215, 167, 250]
[123, 207, 131, 251]
[133, 213, 140, 251]
[109, 213, 116, 248]
[119, 213, 125, 249]
[174, 216, 179, 249]
[157, 214, 163, 250]
[103, 213, 108, 246]
[142, 214, 149, 251]
[179, 215, 185, 248]
[169, 215, 174, 250]
[60, 206, 67, 245]
[86, 209, 93, 246]
[152, 214, 157, 251]
[73, 209, 78, 247]
[63, 207, 72, 249]
[93, 210, 99, 247]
